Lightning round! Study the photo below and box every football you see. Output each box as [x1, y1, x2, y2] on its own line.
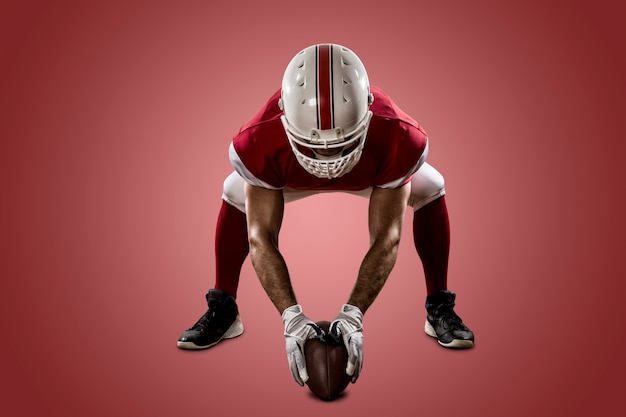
[304, 321, 351, 401]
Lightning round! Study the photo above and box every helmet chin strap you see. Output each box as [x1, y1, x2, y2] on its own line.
[312, 149, 345, 160]
[291, 139, 365, 179]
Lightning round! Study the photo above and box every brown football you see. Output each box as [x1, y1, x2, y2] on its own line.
[304, 321, 351, 401]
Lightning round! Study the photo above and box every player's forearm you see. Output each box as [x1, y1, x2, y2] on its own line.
[347, 237, 400, 314]
[349, 184, 409, 313]
[244, 183, 295, 313]
[249, 238, 298, 314]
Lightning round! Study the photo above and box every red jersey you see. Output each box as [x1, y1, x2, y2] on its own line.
[229, 86, 428, 191]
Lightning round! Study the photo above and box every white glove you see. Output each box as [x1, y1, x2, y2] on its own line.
[282, 305, 318, 386]
[330, 304, 364, 383]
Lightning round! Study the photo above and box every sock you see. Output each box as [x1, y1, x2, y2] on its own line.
[413, 196, 450, 295]
[213, 200, 249, 298]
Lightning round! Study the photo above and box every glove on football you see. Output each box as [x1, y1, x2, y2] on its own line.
[282, 304, 318, 386]
[330, 304, 364, 383]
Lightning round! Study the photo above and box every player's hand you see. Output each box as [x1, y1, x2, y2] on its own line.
[330, 304, 364, 383]
[282, 304, 318, 386]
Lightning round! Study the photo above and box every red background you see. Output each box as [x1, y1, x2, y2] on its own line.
[2, 1, 625, 416]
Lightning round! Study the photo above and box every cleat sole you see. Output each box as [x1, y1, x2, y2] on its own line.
[177, 315, 244, 350]
[424, 320, 474, 349]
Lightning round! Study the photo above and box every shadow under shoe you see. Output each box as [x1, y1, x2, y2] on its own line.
[177, 289, 244, 350]
[424, 290, 474, 349]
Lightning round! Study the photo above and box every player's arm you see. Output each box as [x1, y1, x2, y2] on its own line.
[245, 182, 318, 386]
[330, 182, 411, 383]
[347, 182, 411, 313]
[244, 182, 297, 313]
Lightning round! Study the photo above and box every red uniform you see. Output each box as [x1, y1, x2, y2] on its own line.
[230, 86, 428, 191]
[177, 45, 474, 355]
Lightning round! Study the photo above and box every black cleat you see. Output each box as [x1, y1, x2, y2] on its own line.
[424, 290, 474, 349]
[177, 289, 244, 350]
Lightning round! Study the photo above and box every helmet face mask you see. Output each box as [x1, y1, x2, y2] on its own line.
[280, 44, 374, 179]
[281, 110, 372, 179]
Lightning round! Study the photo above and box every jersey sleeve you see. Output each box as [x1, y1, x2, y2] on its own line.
[364, 86, 429, 189]
[378, 144, 428, 188]
[229, 142, 282, 190]
[370, 119, 429, 189]
[227, 90, 291, 190]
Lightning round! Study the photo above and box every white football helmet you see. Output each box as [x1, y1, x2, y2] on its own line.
[279, 44, 374, 179]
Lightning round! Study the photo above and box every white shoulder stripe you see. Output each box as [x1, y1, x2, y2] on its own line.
[228, 143, 282, 190]
[378, 140, 429, 189]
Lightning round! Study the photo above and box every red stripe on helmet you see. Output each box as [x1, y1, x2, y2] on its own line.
[317, 44, 333, 130]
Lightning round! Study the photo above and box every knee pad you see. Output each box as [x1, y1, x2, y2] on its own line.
[222, 172, 247, 212]
[408, 163, 446, 210]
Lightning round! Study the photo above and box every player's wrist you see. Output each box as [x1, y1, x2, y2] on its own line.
[340, 304, 363, 322]
[282, 304, 302, 317]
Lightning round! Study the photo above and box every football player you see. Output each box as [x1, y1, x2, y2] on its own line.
[177, 44, 474, 386]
